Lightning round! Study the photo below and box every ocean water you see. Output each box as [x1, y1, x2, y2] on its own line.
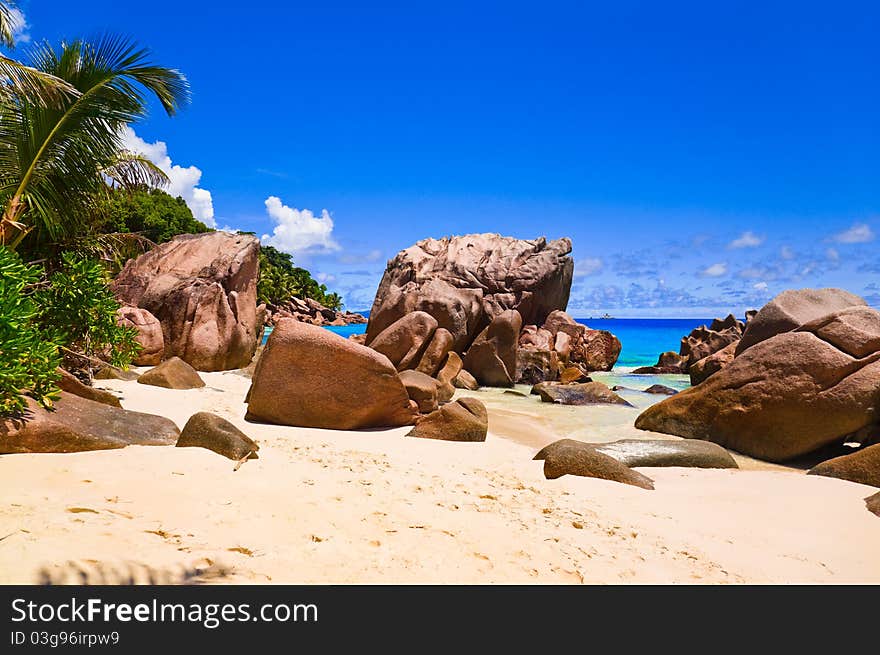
[266, 317, 718, 370]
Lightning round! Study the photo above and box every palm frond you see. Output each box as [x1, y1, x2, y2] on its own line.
[0, 1, 18, 49]
[103, 151, 169, 190]
[0, 54, 79, 106]
[0, 35, 190, 247]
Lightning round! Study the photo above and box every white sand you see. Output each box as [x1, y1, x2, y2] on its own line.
[1, 370, 878, 584]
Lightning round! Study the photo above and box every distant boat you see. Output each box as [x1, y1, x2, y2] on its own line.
[599, 313, 614, 319]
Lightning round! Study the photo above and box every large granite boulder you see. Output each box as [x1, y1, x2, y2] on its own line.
[462, 310, 522, 387]
[635, 304, 880, 462]
[0, 392, 179, 454]
[399, 370, 441, 413]
[57, 369, 121, 408]
[541, 310, 620, 372]
[533, 439, 655, 488]
[689, 341, 737, 385]
[415, 328, 455, 377]
[680, 324, 742, 367]
[537, 381, 633, 407]
[808, 444, 880, 488]
[137, 357, 205, 390]
[406, 397, 488, 442]
[515, 349, 560, 385]
[177, 412, 259, 461]
[736, 288, 866, 355]
[112, 232, 261, 371]
[366, 234, 573, 351]
[117, 306, 164, 366]
[594, 439, 738, 469]
[369, 311, 438, 371]
[245, 319, 417, 430]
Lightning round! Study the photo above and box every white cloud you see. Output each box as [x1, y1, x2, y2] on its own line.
[826, 247, 839, 262]
[120, 127, 216, 227]
[728, 231, 764, 249]
[261, 196, 340, 255]
[574, 257, 603, 277]
[315, 272, 337, 284]
[7, 7, 30, 44]
[699, 262, 728, 277]
[780, 246, 794, 260]
[831, 222, 874, 244]
[753, 282, 768, 291]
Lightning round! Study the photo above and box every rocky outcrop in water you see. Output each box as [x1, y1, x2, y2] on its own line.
[112, 232, 262, 371]
[265, 296, 367, 328]
[636, 290, 880, 462]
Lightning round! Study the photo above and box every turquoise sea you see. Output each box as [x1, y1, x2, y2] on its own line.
[264, 317, 719, 369]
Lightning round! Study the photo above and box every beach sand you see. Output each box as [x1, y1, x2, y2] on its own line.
[1, 370, 878, 584]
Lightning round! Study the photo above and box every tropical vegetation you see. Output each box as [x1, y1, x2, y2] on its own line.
[0, 1, 343, 415]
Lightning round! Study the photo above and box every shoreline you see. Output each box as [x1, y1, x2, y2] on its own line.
[1, 369, 877, 584]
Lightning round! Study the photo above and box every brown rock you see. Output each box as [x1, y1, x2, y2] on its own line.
[644, 384, 678, 396]
[656, 351, 687, 371]
[559, 367, 590, 384]
[515, 349, 560, 385]
[93, 365, 139, 381]
[462, 310, 522, 387]
[866, 492, 880, 518]
[689, 341, 737, 385]
[636, 307, 880, 461]
[366, 234, 573, 351]
[537, 381, 633, 406]
[57, 369, 121, 408]
[348, 333, 367, 345]
[737, 288, 866, 355]
[117, 306, 164, 366]
[594, 438, 737, 469]
[453, 369, 479, 391]
[680, 325, 741, 367]
[177, 412, 259, 461]
[369, 311, 438, 371]
[553, 331, 572, 362]
[416, 327, 455, 377]
[808, 444, 880, 488]
[533, 439, 654, 488]
[580, 329, 622, 371]
[137, 357, 206, 390]
[112, 232, 261, 371]
[435, 351, 463, 403]
[399, 370, 441, 413]
[520, 326, 555, 351]
[0, 392, 179, 454]
[245, 319, 417, 430]
[406, 397, 488, 442]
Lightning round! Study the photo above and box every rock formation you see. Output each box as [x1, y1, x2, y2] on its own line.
[245, 319, 417, 430]
[265, 296, 367, 328]
[635, 291, 880, 462]
[112, 232, 262, 371]
[533, 439, 655, 488]
[116, 306, 164, 366]
[366, 233, 573, 350]
[177, 412, 259, 462]
[0, 392, 179, 454]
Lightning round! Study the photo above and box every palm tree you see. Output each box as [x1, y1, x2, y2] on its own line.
[0, 34, 189, 249]
[0, 1, 77, 105]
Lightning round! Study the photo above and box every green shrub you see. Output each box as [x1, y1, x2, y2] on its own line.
[0, 247, 61, 415]
[36, 252, 141, 369]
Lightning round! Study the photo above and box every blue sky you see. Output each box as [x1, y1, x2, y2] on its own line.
[16, 1, 880, 315]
